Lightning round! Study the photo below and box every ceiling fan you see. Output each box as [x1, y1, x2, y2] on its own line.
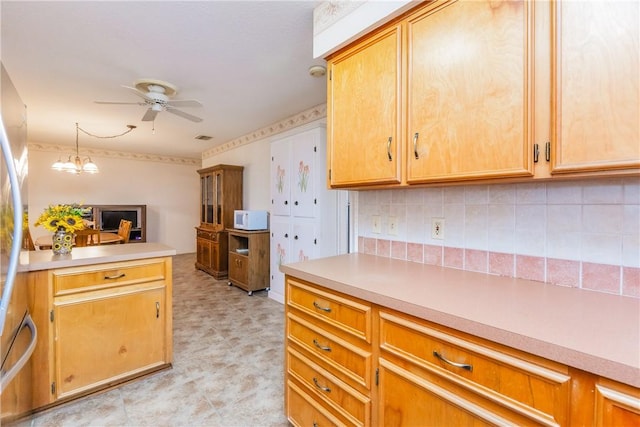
[95, 79, 203, 123]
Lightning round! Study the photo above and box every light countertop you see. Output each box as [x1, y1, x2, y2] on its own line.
[280, 253, 640, 388]
[22, 242, 176, 271]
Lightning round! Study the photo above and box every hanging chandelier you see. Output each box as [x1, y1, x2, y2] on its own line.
[51, 123, 136, 174]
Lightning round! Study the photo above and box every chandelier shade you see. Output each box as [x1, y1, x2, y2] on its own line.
[51, 123, 99, 174]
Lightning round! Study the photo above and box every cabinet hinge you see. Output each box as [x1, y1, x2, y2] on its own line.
[545, 141, 551, 162]
[50, 310, 54, 322]
[329, 70, 332, 81]
[375, 368, 379, 386]
[51, 382, 56, 394]
[533, 143, 539, 163]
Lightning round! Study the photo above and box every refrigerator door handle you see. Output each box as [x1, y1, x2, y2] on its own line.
[0, 122, 24, 334]
[0, 313, 37, 390]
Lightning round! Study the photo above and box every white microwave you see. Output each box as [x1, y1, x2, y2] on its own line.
[234, 210, 268, 230]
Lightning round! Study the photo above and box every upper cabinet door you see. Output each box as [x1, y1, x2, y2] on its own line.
[327, 24, 402, 188]
[271, 136, 292, 217]
[551, 1, 640, 174]
[291, 132, 317, 218]
[406, 0, 534, 183]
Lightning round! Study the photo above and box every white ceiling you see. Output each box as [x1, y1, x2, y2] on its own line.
[1, 0, 327, 160]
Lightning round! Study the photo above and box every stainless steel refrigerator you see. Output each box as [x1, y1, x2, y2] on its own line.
[0, 63, 36, 424]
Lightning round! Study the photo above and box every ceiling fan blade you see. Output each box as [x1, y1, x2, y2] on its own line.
[122, 85, 153, 102]
[142, 108, 158, 122]
[165, 106, 203, 122]
[165, 99, 203, 108]
[95, 101, 145, 105]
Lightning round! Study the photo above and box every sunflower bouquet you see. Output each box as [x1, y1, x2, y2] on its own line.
[34, 204, 89, 233]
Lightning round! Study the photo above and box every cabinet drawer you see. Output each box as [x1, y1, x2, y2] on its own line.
[287, 380, 356, 427]
[288, 347, 370, 426]
[196, 229, 218, 241]
[287, 278, 372, 343]
[288, 313, 371, 390]
[379, 310, 571, 425]
[53, 259, 167, 296]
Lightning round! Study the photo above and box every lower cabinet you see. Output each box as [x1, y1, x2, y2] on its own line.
[33, 257, 173, 407]
[284, 274, 640, 427]
[195, 227, 228, 279]
[285, 277, 373, 426]
[227, 229, 270, 295]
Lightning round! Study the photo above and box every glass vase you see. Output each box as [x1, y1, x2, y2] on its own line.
[52, 227, 73, 255]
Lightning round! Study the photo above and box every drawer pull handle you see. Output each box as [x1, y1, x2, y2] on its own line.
[104, 273, 126, 280]
[433, 351, 473, 372]
[313, 377, 331, 393]
[313, 339, 331, 352]
[313, 301, 331, 313]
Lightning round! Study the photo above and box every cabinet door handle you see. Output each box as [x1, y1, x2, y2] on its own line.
[313, 377, 331, 393]
[387, 136, 393, 161]
[433, 351, 473, 372]
[313, 301, 331, 313]
[156, 302, 160, 318]
[413, 132, 419, 159]
[104, 273, 126, 280]
[313, 339, 332, 352]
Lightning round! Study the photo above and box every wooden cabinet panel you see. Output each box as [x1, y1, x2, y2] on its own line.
[288, 347, 371, 426]
[406, 0, 533, 183]
[379, 310, 571, 426]
[52, 260, 166, 295]
[288, 313, 372, 390]
[287, 278, 371, 343]
[328, 24, 401, 187]
[287, 380, 348, 427]
[54, 285, 166, 398]
[551, 1, 639, 174]
[594, 379, 640, 427]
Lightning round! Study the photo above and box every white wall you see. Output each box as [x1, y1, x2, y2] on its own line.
[201, 131, 273, 211]
[28, 149, 200, 254]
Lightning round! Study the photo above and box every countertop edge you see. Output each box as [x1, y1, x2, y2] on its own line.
[280, 254, 640, 388]
[21, 243, 177, 271]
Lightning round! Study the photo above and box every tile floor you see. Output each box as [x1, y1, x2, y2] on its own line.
[25, 253, 289, 427]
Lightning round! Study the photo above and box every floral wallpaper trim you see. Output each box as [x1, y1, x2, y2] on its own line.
[201, 103, 327, 159]
[28, 143, 200, 166]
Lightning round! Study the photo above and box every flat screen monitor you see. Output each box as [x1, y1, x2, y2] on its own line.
[101, 210, 137, 230]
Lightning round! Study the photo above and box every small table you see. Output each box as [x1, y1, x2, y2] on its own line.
[34, 232, 124, 250]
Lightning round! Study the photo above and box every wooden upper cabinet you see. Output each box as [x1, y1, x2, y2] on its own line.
[406, 0, 533, 183]
[551, 1, 639, 174]
[327, 24, 402, 188]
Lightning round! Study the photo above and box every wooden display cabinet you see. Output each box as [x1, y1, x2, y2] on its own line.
[195, 164, 243, 279]
[227, 229, 270, 295]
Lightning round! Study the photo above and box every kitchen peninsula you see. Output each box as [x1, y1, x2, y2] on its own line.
[282, 253, 640, 426]
[21, 243, 175, 415]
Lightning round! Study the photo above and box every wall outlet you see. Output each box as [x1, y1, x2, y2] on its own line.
[388, 216, 397, 235]
[431, 218, 444, 240]
[372, 215, 381, 234]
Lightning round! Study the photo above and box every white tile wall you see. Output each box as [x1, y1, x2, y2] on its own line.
[357, 177, 640, 269]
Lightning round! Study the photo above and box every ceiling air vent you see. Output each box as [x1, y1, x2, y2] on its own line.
[194, 135, 212, 141]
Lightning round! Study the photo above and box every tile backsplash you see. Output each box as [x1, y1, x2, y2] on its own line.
[356, 177, 640, 298]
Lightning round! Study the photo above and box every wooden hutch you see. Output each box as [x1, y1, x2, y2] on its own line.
[195, 164, 243, 279]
